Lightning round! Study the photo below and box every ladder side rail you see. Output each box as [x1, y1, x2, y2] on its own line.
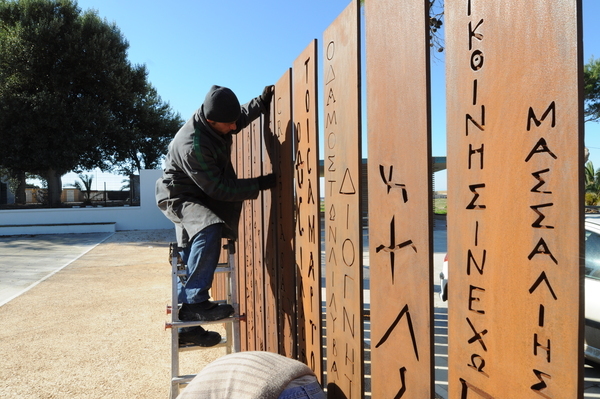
[227, 240, 240, 353]
[170, 243, 182, 398]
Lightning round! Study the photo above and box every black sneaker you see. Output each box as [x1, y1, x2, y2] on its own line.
[179, 301, 234, 322]
[179, 326, 221, 347]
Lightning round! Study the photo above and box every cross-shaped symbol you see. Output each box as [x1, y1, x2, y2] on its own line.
[376, 216, 417, 283]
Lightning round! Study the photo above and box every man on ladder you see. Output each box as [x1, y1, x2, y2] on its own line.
[156, 84, 276, 346]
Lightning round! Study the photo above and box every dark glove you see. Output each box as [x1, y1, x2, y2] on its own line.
[260, 85, 274, 106]
[257, 173, 277, 190]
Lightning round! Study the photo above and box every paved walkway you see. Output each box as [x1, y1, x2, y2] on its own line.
[0, 232, 113, 306]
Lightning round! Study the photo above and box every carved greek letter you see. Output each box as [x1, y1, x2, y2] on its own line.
[468, 19, 484, 50]
[529, 271, 558, 300]
[466, 317, 488, 351]
[527, 238, 558, 265]
[533, 333, 551, 362]
[531, 169, 552, 194]
[467, 183, 486, 209]
[467, 248, 486, 275]
[466, 105, 485, 136]
[531, 203, 554, 229]
[469, 144, 484, 170]
[531, 369, 552, 399]
[525, 138, 558, 163]
[527, 102, 556, 131]
[375, 304, 419, 361]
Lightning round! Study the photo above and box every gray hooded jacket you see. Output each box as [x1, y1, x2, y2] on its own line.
[156, 94, 267, 247]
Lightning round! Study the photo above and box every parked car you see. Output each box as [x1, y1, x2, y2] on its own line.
[439, 253, 448, 302]
[438, 215, 600, 364]
[584, 215, 600, 364]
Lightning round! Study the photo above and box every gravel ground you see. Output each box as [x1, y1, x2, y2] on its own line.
[0, 230, 226, 399]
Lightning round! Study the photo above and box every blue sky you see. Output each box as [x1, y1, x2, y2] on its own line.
[56, 0, 600, 191]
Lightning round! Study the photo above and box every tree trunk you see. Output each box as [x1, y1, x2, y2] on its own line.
[45, 169, 63, 207]
[14, 170, 26, 205]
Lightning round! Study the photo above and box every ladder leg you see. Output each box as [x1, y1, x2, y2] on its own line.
[169, 243, 181, 398]
[227, 240, 241, 353]
[167, 240, 241, 396]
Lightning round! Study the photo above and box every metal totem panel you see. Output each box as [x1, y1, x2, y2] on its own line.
[233, 133, 248, 351]
[274, 69, 297, 358]
[365, 0, 434, 397]
[242, 125, 256, 351]
[323, 1, 363, 397]
[251, 117, 266, 351]
[210, 241, 229, 301]
[263, 99, 279, 353]
[293, 39, 322, 380]
[446, 0, 584, 397]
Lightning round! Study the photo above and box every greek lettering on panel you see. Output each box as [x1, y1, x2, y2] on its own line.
[526, 100, 558, 397]
[460, 0, 490, 393]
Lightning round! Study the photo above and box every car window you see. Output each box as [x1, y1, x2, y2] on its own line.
[585, 229, 600, 280]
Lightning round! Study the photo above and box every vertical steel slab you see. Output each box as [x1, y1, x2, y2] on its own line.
[243, 125, 256, 351]
[234, 133, 249, 351]
[252, 117, 266, 351]
[323, 1, 364, 397]
[274, 69, 297, 358]
[293, 39, 323, 380]
[365, 0, 434, 397]
[210, 241, 229, 301]
[263, 100, 279, 354]
[446, 0, 584, 397]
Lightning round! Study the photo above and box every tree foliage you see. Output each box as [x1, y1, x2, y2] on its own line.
[109, 83, 182, 176]
[71, 173, 93, 204]
[585, 161, 600, 205]
[584, 57, 600, 123]
[0, 0, 180, 206]
[359, 0, 444, 53]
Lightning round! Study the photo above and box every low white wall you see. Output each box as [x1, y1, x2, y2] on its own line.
[0, 170, 174, 235]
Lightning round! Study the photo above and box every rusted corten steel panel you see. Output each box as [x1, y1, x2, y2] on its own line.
[263, 102, 279, 354]
[243, 125, 257, 351]
[293, 39, 323, 381]
[233, 133, 248, 351]
[210, 240, 229, 301]
[274, 69, 297, 358]
[323, 0, 364, 397]
[365, 0, 434, 397]
[251, 117, 266, 351]
[446, 1, 584, 398]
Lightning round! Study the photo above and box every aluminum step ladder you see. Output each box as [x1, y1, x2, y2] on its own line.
[165, 240, 241, 398]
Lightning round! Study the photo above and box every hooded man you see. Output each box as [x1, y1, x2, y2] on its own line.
[156, 85, 276, 346]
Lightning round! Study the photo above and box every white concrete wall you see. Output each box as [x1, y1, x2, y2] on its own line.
[0, 170, 174, 235]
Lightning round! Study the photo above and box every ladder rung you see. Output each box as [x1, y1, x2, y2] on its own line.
[179, 336, 228, 352]
[172, 375, 195, 385]
[215, 266, 232, 274]
[166, 315, 242, 329]
[175, 265, 230, 276]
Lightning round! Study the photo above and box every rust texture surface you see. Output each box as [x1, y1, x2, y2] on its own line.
[365, 0, 434, 397]
[233, 133, 248, 351]
[251, 118, 266, 351]
[240, 125, 256, 351]
[263, 105, 279, 353]
[446, 0, 584, 397]
[323, 0, 364, 397]
[274, 69, 297, 358]
[293, 39, 322, 380]
[210, 240, 229, 301]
